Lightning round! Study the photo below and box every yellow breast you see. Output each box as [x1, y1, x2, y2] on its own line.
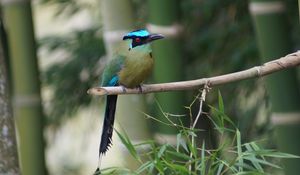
[118, 53, 154, 88]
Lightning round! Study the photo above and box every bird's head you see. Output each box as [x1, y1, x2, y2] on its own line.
[123, 29, 164, 50]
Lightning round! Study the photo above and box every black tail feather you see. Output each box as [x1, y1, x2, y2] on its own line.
[99, 95, 118, 155]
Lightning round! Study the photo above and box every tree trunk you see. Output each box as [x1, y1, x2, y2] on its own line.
[250, 0, 300, 174]
[1, 0, 47, 174]
[0, 13, 20, 175]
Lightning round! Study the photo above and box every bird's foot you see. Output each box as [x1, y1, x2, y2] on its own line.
[120, 85, 127, 93]
[137, 84, 143, 93]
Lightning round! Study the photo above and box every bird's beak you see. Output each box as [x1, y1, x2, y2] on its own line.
[148, 33, 164, 42]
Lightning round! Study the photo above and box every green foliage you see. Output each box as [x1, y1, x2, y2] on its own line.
[98, 92, 299, 175]
[181, 0, 264, 136]
[180, 0, 298, 144]
[115, 127, 142, 163]
[182, 0, 259, 75]
[40, 28, 106, 125]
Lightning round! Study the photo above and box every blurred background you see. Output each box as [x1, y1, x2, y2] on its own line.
[0, 0, 300, 174]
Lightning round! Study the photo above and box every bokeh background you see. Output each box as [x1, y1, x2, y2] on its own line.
[0, 0, 300, 174]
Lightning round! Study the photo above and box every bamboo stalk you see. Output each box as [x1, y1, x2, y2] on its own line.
[88, 51, 300, 96]
[1, 0, 47, 174]
[298, 0, 300, 20]
[147, 0, 185, 137]
[250, 0, 300, 174]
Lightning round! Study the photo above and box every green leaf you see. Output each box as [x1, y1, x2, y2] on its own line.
[187, 138, 197, 159]
[163, 159, 190, 174]
[216, 163, 224, 175]
[100, 167, 135, 175]
[200, 141, 206, 175]
[115, 128, 141, 162]
[245, 150, 300, 159]
[153, 158, 165, 174]
[218, 90, 225, 113]
[136, 161, 153, 174]
[166, 150, 191, 160]
[234, 162, 256, 171]
[236, 129, 243, 172]
[243, 156, 282, 169]
[234, 171, 266, 175]
[244, 143, 264, 172]
[158, 144, 167, 158]
[176, 132, 189, 153]
[208, 105, 236, 131]
[217, 159, 238, 173]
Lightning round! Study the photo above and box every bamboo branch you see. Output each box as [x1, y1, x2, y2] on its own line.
[189, 85, 208, 173]
[88, 51, 300, 96]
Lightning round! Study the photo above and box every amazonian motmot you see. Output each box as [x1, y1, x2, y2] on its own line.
[99, 29, 164, 155]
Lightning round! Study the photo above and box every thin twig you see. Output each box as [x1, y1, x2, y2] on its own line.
[189, 84, 209, 173]
[88, 51, 300, 96]
[192, 84, 209, 129]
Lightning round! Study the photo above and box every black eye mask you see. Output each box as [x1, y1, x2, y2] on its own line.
[131, 37, 148, 48]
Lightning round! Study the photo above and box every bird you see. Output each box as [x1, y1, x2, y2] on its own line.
[99, 29, 164, 156]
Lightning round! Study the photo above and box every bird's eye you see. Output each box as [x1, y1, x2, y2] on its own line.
[135, 38, 141, 42]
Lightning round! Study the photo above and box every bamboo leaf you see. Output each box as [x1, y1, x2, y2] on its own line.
[216, 163, 224, 175]
[245, 150, 300, 159]
[166, 150, 191, 160]
[136, 161, 153, 174]
[234, 162, 256, 171]
[100, 167, 135, 175]
[244, 143, 264, 172]
[163, 159, 190, 174]
[115, 128, 141, 162]
[200, 141, 206, 175]
[243, 156, 282, 169]
[158, 144, 167, 158]
[209, 105, 236, 131]
[177, 132, 189, 153]
[176, 133, 181, 152]
[234, 171, 265, 175]
[218, 90, 225, 113]
[236, 129, 243, 172]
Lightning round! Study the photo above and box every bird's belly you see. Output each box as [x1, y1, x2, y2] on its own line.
[118, 58, 153, 88]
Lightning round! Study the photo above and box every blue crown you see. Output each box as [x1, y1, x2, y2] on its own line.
[123, 29, 150, 40]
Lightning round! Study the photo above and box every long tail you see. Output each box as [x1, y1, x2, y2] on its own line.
[99, 95, 118, 155]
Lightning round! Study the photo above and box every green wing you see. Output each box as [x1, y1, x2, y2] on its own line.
[101, 55, 126, 86]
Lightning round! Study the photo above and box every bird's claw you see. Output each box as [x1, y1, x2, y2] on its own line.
[121, 85, 127, 93]
[120, 85, 143, 93]
[137, 85, 143, 93]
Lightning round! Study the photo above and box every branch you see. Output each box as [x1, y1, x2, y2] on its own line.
[88, 51, 300, 96]
[189, 85, 208, 172]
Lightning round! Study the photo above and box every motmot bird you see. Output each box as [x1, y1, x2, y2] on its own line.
[99, 29, 164, 155]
